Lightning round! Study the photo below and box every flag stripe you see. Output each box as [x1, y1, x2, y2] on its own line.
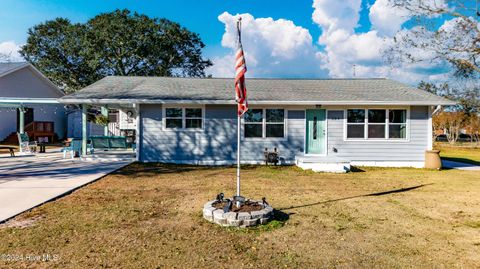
[235, 35, 248, 116]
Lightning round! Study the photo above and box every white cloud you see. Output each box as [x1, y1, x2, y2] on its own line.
[312, 0, 389, 78]
[369, 0, 410, 36]
[311, 0, 449, 83]
[206, 0, 455, 85]
[312, 0, 362, 36]
[0, 41, 23, 62]
[208, 12, 326, 78]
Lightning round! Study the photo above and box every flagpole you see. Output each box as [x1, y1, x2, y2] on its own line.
[237, 114, 241, 197]
[235, 16, 245, 206]
[236, 17, 242, 199]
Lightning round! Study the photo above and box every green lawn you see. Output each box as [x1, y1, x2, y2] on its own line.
[1, 162, 479, 268]
[435, 142, 480, 165]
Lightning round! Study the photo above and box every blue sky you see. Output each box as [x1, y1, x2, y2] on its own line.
[0, 0, 323, 56]
[0, 0, 452, 84]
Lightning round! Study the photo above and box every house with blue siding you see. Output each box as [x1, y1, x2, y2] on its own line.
[59, 77, 454, 172]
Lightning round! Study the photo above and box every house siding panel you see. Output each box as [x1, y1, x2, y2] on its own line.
[326, 106, 428, 162]
[140, 105, 305, 163]
[140, 105, 429, 164]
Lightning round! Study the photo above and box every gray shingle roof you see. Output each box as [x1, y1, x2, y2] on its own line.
[0, 62, 29, 77]
[60, 76, 455, 105]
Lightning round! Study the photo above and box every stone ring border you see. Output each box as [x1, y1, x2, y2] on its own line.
[203, 199, 274, 227]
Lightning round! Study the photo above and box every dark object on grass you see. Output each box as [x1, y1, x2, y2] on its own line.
[262, 197, 269, 207]
[223, 199, 232, 213]
[264, 147, 279, 165]
[216, 193, 224, 202]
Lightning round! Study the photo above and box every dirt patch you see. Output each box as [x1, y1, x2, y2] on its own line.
[0, 215, 44, 229]
[212, 200, 263, 212]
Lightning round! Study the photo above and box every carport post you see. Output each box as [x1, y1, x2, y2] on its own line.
[18, 106, 25, 134]
[82, 105, 87, 156]
[101, 106, 109, 136]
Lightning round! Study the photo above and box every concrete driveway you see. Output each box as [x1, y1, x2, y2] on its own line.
[442, 160, 480, 171]
[0, 151, 132, 223]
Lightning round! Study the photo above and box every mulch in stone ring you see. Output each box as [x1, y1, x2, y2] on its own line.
[203, 196, 274, 227]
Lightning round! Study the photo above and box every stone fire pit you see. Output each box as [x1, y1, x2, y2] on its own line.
[203, 197, 274, 227]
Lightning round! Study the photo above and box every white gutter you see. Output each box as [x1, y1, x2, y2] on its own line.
[0, 97, 60, 104]
[59, 98, 457, 106]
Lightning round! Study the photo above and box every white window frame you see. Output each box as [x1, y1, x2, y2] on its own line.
[242, 108, 287, 141]
[343, 107, 410, 142]
[345, 109, 366, 140]
[163, 105, 205, 131]
[387, 109, 409, 141]
[367, 109, 388, 139]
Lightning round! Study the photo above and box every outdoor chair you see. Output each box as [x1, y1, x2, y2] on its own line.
[62, 138, 74, 159]
[62, 139, 91, 158]
[17, 132, 37, 154]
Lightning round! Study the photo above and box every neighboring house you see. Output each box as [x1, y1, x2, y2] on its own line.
[0, 62, 66, 143]
[59, 77, 454, 171]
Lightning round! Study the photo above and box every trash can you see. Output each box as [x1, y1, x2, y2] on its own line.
[425, 150, 442, 169]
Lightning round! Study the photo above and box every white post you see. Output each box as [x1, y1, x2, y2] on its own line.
[18, 106, 25, 134]
[101, 106, 109, 136]
[134, 103, 140, 162]
[82, 105, 87, 156]
[237, 115, 241, 197]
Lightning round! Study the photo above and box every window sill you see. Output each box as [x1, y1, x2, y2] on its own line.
[344, 138, 410, 143]
[163, 128, 204, 132]
[242, 137, 288, 142]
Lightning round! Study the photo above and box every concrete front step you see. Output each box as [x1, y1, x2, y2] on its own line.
[295, 155, 351, 173]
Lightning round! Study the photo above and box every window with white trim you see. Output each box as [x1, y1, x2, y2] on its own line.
[346, 109, 365, 139]
[185, 108, 202, 128]
[165, 107, 203, 129]
[346, 109, 407, 140]
[368, 109, 386, 138]
[389, 109, 407, 139]
[244, 109, 285, 138]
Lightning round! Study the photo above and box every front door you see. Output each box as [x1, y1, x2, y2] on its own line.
[306, 109, 326, 154]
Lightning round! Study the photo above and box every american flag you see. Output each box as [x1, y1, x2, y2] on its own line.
[235, 18, 248, 116]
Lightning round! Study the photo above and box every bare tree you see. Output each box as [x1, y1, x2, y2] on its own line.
[465, 113, 480, 143]
[387, 0, 480, 78]
[434, 111, 466, 143]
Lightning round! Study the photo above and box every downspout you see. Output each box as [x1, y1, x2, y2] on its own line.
[428, 105, 442, 151]
[432, 105, 442, 116]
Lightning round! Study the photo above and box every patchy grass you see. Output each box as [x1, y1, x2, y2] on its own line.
[435, 142, 480, 165]
[0, 163, 479, 268]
